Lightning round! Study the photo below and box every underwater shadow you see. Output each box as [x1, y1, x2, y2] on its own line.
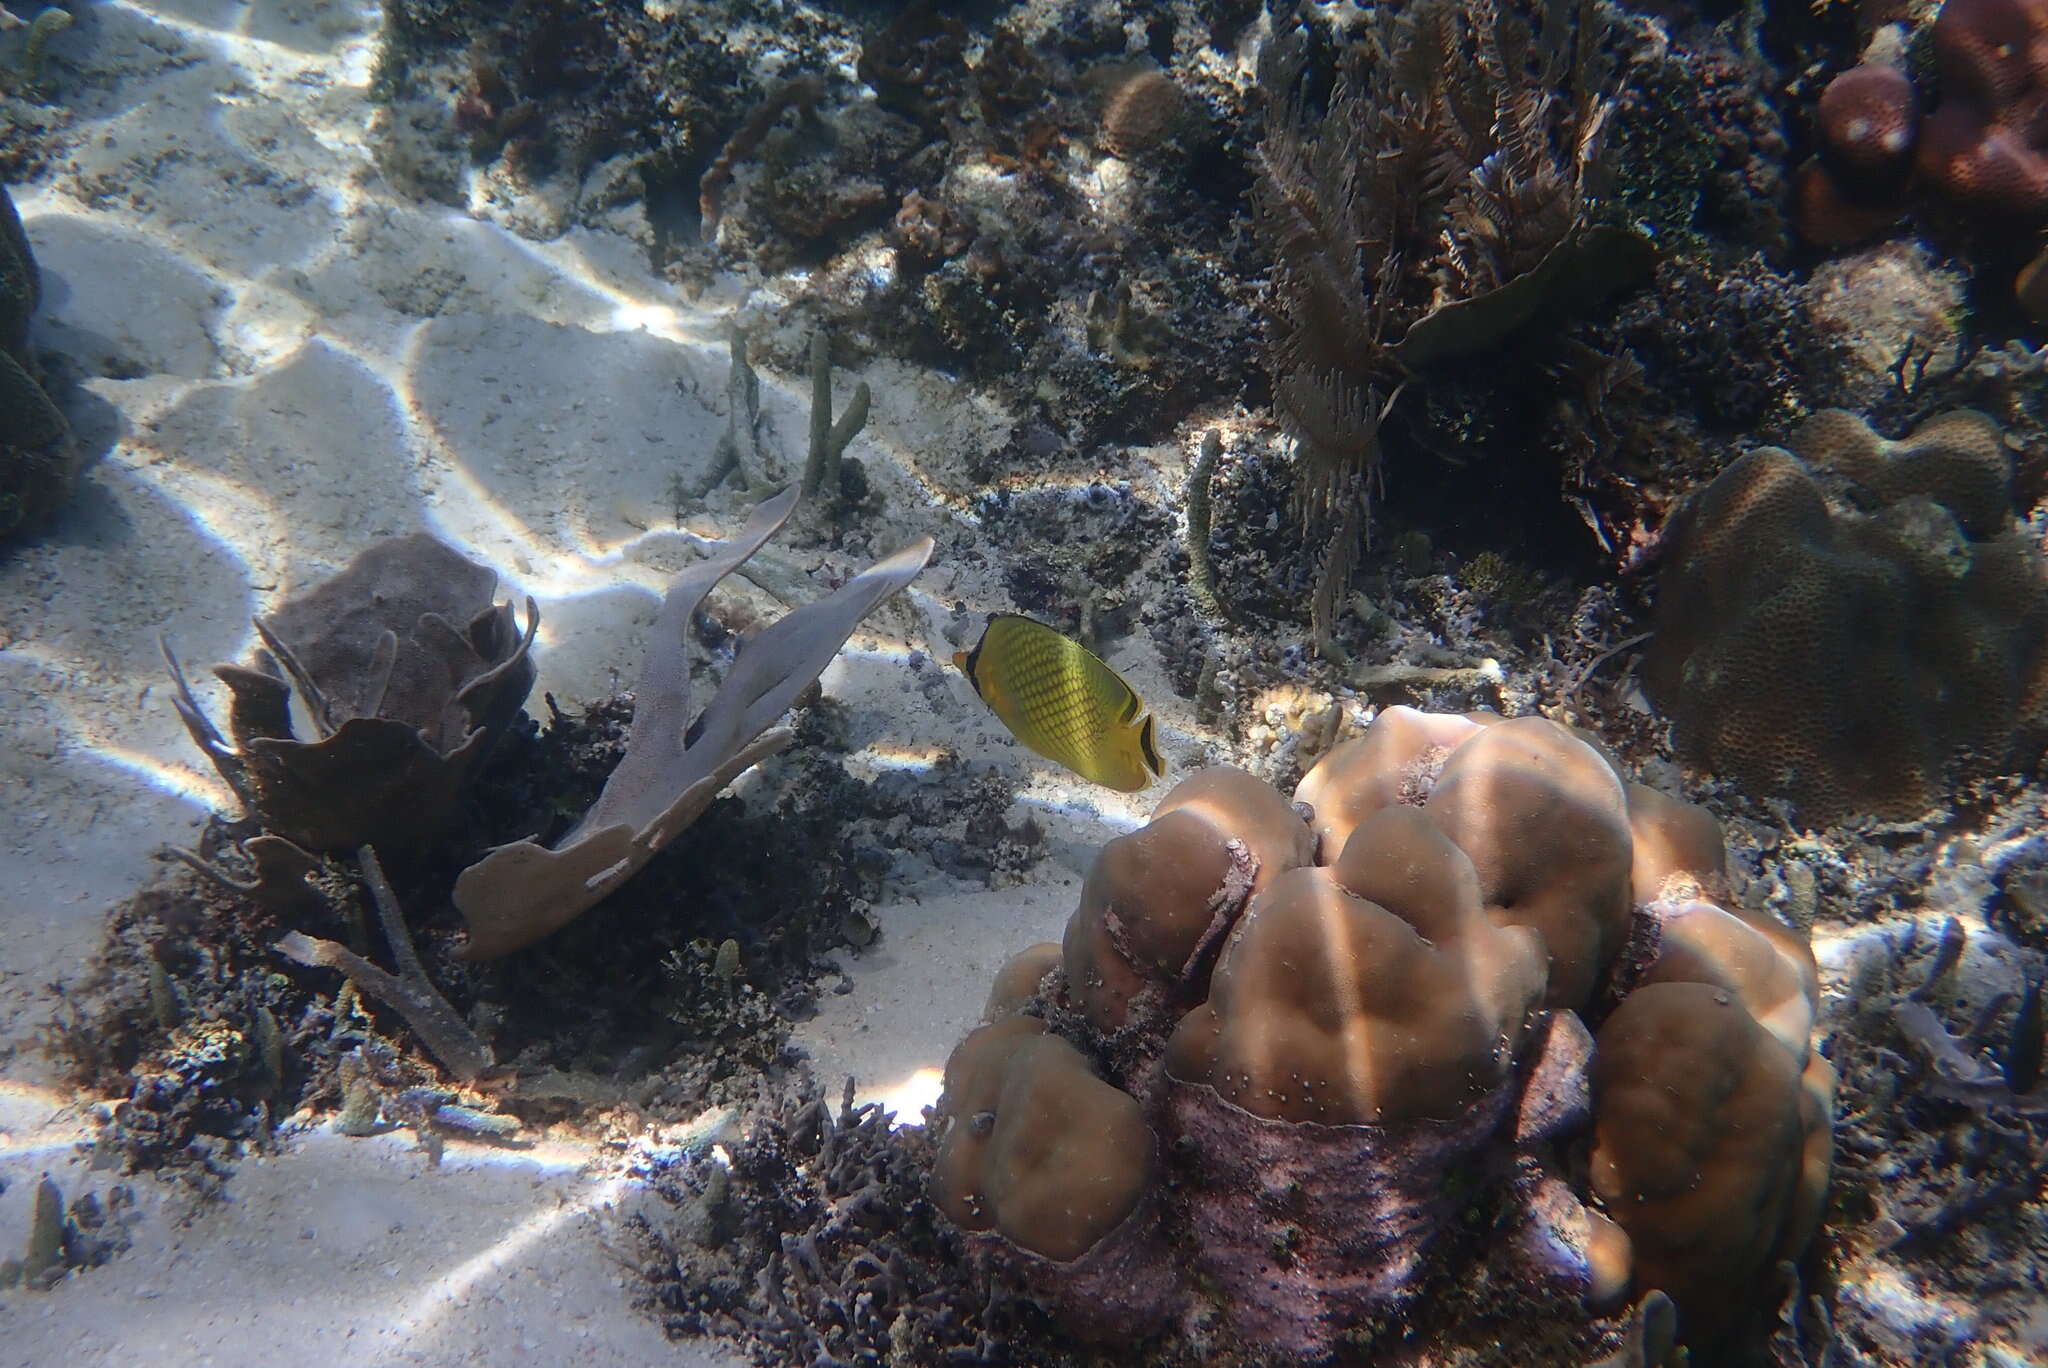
[403, 312, 735, 557]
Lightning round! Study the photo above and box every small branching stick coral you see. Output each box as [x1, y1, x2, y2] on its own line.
[452, 484, 931, 958]
[278, 846, 495, 1082]
[800, 329, 870, 507]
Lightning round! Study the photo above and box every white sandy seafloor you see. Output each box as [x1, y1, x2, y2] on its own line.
[0, 2, 1188, 1362]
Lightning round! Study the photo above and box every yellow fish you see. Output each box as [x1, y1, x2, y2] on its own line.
[953, 614, 1164, 792]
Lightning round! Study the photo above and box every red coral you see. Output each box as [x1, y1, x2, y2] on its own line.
[1817, 62, 1919, 191]
[1918, 99, 2048, 214]
[1915, 0, 2048, 211]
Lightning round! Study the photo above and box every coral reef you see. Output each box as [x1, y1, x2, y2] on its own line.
[54, 659, 959, 1185]
[1251, 0, 1650, 634]
[633, 1080, 1083, 1367]
[1797, 0, 2048, 255]
[1823, 894, 2048, 1360]
[927, 707, 1831, 1362]
[0, 179, 72, 543]
[1644, 407, 2048, 826]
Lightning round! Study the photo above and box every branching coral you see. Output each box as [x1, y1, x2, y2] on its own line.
[930, 707, 1830, 1362]
[278, 846, 494, 1082]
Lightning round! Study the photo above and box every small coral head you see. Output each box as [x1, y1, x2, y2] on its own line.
[1933, 0, 2048, 108]
[1817, 64, 1920, 190]
[1917, 101, 2048, 216]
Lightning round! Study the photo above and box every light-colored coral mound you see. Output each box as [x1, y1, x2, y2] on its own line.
[929, 706, 1831, 1362]
[1292, 705, 1490, 857]
[1625, 781, 1731, 905]
[1424, 716, 1636, 1009]
[1062, 765, 1313, 1034]
[929, 1015, 1154, 1263]
[1165, 805, 1547, 1125]
[1636, 898, 1818, 1060]
[1645, 408, 2048, 825]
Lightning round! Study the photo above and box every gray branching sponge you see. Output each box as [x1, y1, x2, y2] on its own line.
[452, 484, 930, 959]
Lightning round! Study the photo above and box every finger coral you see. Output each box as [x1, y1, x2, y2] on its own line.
[1643, 408, 2048, 826]
[931, 707, 1829, 1362]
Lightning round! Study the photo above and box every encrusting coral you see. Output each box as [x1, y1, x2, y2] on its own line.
[930, 706, 1832, 1362]
[1643, 407, 2048, 827]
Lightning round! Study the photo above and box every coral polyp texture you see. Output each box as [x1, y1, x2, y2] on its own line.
[1644, 408, 2048, 827]
[930, 707, 1832, 1363]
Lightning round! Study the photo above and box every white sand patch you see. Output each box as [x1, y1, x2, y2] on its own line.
[0, 1085, 724, 1367]
[0, 0, 1156, 1359]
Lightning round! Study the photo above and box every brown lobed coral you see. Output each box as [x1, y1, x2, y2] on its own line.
[930, 707, 1831, 1363]
[1643, 407, 2048, 827]
[1798, 0, 2048, 246]
[1, 181, 75, 543]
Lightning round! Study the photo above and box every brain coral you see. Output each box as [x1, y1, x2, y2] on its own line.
[931, 707, 1832, 1363]
[1644, 408, 2048, 827]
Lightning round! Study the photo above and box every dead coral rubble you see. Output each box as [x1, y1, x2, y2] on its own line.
[929, 707, 1832, 1363]
[1644, 407, 2048, 828]
[1824, 909, 2048, 1358]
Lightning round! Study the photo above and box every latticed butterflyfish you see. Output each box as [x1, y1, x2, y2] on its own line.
[953, 614, 1163, 792]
